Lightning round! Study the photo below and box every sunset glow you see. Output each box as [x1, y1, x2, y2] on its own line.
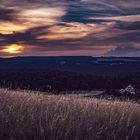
[0, 0, 140, 57]
[1, 44, 24, 54]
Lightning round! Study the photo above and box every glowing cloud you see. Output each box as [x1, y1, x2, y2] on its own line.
[38, 22, 108, 40]
[19, 7, 66, 25]
[0, 0, 140, 57]
[0, 22, 31, 34]
[1, 44, 24, 54]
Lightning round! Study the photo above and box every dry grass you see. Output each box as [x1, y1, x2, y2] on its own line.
[0, 88, 140, 140]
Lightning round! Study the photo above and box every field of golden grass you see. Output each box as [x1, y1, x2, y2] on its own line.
[0, 88, 140, 140]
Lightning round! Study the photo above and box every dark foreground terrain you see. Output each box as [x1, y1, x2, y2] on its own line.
[0, 88, 140, 140]
[0, 57, 140, 95]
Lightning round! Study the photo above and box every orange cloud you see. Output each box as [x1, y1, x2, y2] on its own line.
[0, 44, 24, 54]
[38, 22, 109, 41]
[0, 4, 66, 34]
[19, 6, 66, 26]
[0, 22, 31, 34]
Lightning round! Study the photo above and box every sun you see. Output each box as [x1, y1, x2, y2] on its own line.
[1, 44, 24, 54]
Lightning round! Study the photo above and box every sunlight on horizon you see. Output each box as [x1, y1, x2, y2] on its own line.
[1, 44, 24, 54]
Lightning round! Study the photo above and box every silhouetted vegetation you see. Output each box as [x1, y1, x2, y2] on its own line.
[0, 69, 140, 94]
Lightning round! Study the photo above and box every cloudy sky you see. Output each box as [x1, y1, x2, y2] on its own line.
[0, 0, 140, 57]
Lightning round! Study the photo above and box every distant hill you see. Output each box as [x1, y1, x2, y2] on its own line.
[0, 56, 140, 76]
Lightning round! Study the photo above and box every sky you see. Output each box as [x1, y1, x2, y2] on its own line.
[0, 0, 140, 57]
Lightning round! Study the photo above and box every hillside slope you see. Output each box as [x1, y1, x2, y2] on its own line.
[0, 89, 140, 140]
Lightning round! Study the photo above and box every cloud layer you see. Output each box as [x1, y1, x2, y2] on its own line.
[0, 0, 140, 57]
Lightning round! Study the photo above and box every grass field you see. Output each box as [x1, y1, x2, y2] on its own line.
[0, 88, 140, 140]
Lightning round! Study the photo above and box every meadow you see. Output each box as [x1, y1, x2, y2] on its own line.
[0, 88, 140, 140]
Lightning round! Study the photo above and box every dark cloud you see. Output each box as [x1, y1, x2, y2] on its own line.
[62, 2, 125, 23]
[0, 0, 140, 56]
[0, 7, 17, 21]
[107, 31, 140, 44]
[115, 21, 140, 30]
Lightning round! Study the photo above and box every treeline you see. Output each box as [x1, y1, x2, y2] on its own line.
[0, 69, 140, 92]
